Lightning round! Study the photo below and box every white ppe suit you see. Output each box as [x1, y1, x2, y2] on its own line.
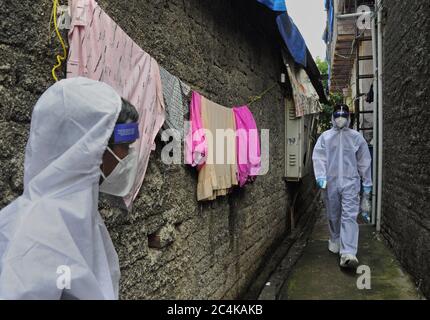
[0, 77, 121, 299]
[312, 117, 372, 255]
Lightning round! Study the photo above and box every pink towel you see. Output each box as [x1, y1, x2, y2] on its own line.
[233, 106, 261, 187]
[67, 0, 165, 208]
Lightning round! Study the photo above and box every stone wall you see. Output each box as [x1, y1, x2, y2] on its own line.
[0, 0, 319, 299]
[380, 0, 430, 298]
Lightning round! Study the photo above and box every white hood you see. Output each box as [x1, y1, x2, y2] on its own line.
[0, 77, 122, 299]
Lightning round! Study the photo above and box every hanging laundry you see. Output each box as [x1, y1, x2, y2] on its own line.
[160, 66, 191, 139]
[366, 84, 374, 103]
[67, 0, 165, 209]
[324, 0, 335, 44]
[196, 95, 238, 201]
[283, 51, 322, 117]
[233, 106, 261, 187]
[186, 95, 262, 196]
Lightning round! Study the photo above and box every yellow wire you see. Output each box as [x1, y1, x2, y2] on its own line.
[247, 83, 278, 106]
[51, 0, 68, 82]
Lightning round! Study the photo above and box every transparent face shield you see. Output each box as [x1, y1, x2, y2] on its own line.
[99, 122, 140, 197]
[333, 109, 349, 128]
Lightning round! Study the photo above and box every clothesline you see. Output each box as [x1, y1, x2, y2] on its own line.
[247, 82, 279, 106]
[65, 0, 263, 207]
[50, 1, 277, 111]
[170, 79, 279, 117]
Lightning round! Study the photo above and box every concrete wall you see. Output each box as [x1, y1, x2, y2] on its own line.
[0, 0, 319, 299]
[381, 0, 430, 298]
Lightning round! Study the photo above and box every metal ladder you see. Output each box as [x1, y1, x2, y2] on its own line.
[354, 21, 374, 133]
[353, 0, 378, 226]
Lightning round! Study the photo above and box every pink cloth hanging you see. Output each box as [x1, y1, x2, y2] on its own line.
[186, 94, 261, 188]
[185, 91, 207, 168]
[67, 0, 165, 208]
[233, 106, 261, 187]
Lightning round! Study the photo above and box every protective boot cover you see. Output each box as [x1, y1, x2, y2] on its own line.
[0, 77, 121, 299]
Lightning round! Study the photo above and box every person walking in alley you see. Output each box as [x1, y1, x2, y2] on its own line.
[312, 104, 373, 269]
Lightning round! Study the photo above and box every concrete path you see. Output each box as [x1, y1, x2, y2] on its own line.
[278, 212, 424, 300]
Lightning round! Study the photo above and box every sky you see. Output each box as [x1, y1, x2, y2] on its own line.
[286, 0, 327, 60]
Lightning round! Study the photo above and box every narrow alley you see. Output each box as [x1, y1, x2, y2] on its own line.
[266, 209, 423, 300]
[0, 0, 428, 308]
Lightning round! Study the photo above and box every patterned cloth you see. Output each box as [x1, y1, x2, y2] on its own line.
[67, 0, 165, 209]
[285, 58, 322, 117]
[159, 66, 191, 139]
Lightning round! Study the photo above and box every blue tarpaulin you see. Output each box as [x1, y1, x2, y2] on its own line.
[257, 0, 287, 12]
[256, 0, 327, 101]
[276, 13, 307, 67]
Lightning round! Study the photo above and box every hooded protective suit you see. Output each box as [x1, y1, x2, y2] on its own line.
[0, 77, 121, 299]
[312, 116, 372, 255]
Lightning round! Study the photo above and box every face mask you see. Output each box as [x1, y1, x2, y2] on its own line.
[335, 117, 348, 129]
[100, 147, 137, 197]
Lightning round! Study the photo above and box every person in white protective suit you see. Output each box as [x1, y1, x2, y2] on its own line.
[312, 104, 372, 269]
[0, 77, 140, 299]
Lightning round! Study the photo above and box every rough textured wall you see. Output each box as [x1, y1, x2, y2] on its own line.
[381, 0, 430, 298]
[0, 0, 318, 299]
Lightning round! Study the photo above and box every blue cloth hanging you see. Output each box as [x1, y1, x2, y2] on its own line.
[257, 0, 287, 12]
[327, 0, 334, 44]
[276, 13, 307, 67]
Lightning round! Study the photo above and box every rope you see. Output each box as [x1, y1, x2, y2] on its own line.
[247, 82, 278, 106]
[51, 0, 68, 82]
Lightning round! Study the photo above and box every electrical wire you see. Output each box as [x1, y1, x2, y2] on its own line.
[247, 82, 278, 106]
[51, 0, 68, 82]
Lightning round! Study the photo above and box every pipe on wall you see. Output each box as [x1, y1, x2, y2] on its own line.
[371, 11, 378, 226]
[376, 0, 383, 232]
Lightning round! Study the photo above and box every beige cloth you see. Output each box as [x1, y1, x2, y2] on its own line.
[197, 96, 238, 201]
